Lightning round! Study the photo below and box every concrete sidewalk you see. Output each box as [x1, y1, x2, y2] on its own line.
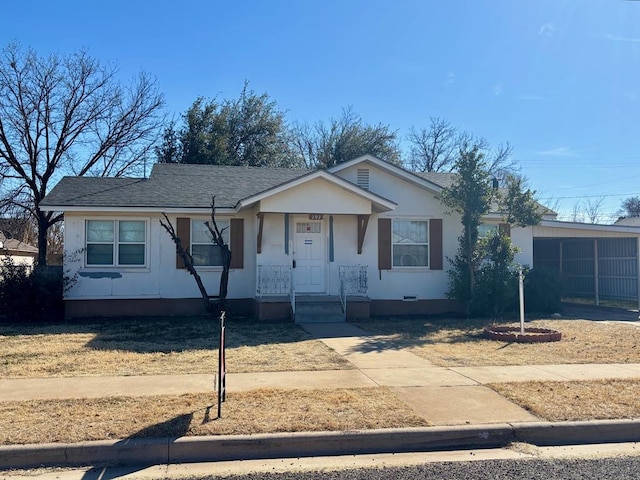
[2, 321, 640, 470]
[2, 322, 640, 426]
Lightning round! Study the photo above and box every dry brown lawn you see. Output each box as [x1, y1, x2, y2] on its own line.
[0, 388, 428, 445]
[0, 316, 352, 378]
[490, 379, 640, 421]
[352, 318, 640, 366]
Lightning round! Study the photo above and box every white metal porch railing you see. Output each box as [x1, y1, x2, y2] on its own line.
[339, 265, 368, 319]
[257, 264, 295, 319]
[257, 265, 292, 295]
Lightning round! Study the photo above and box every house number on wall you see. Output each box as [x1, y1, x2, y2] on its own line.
[309, 214, 323, 220]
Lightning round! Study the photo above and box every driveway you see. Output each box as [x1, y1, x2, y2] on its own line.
[561, 302, 639, 322]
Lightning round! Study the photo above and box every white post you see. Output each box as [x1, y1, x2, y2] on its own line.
[519, 268, 525, 335]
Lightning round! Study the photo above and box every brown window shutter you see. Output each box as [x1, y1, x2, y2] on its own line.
[229, 218, 244, 269]
[176, 217, 191, 269]
[429, 218, 443, 270]
[499, 223, 511, 237]
[378, 218, 391, 270]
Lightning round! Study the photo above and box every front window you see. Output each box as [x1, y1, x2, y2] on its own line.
[191, 219, 229, 266]
[393, 220, 428, 267]
[86, 220, 146, 266]
[478, 223, 499, 239]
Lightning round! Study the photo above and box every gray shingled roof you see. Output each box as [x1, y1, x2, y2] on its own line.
[0, 232, 38, 254]
[41, 164, 313, 209]
[41, 162, 554, 216]
[413, 171, 457, 189]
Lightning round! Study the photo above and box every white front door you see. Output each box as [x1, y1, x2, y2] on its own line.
[293, 218, 325, 293]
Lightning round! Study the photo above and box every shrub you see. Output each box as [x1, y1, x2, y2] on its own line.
[524, 267, 563, 313]
[0, 258, 64, 322]
[468, 232, 520, 318]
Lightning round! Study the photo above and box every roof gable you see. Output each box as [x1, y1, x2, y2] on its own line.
[238, 169, 396, 213]
[328, 155, 445, 193]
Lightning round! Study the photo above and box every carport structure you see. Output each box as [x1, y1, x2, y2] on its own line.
[533, 220, 640, 310]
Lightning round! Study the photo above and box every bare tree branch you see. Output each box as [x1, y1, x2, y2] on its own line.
[204, 196, 231, 310]
[159, 213, 211, 313]
[0, 43, 165, 264]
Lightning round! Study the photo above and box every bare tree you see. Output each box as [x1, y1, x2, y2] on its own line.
[571, 200, 585, 223]
[406, 117, 518, 181]
[291, 107, 400, 169]
[160, 197, 231, 314]
[0, 43, 164, 265]
[584, 196, 606, 224]
[160, 213, 211, 313]
[407, 117, 459, 172]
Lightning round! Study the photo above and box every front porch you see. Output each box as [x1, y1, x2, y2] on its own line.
[256, 265, 370, 322]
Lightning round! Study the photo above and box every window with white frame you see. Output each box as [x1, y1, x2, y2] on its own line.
[392, 220, 428, 267]
[86, 220, 146, 266]
[478, 223, 499, 239]
[191, 219, 229, 266]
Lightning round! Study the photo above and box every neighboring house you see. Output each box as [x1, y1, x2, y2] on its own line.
[615, 217, 640, 227]
[40, 155, 640, 319]
[0, 232, 38, 270]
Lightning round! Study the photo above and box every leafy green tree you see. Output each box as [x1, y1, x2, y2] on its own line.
[157, 82, 298, 167]
[441, 147, 495, 307]
[620, 196, 640, 218]
[292, 107, 400, 168]
[441, 146, 541, 316]
[471, 232, 520, 318]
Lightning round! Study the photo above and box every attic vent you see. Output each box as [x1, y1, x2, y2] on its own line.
[356, 168, 370, 190]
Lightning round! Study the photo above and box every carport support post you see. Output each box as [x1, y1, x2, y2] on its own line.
[594, 239, 599, 306]
[637, 237, 640, 314]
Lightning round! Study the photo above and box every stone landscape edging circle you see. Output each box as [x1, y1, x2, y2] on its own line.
[483, 325, 562, 343]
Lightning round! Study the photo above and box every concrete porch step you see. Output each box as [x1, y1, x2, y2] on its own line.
[294, 295, 345, 323]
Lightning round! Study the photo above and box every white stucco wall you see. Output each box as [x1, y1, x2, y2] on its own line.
[260, 177, 372, 214]
[333, 163, 461, 301]
[0, 253, 35, 269]
[64, 211, 256, 301]
[64, 159, 542, 305]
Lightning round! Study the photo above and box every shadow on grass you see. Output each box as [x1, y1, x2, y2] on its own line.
[0, 315, 314, 354]
[347, 317, 507, 354]
[80, 411, 202, 480]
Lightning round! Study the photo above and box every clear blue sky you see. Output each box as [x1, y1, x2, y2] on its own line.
[3, 0, 640, 222]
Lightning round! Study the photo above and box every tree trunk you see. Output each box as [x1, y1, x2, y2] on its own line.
[36, 211, 49, 266]
[218, 247, 231, 311]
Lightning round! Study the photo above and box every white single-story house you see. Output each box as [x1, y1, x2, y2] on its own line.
[40, 155, 640, 319]
[0, 232, 38, 270]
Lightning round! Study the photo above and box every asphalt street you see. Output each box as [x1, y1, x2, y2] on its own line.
[160, 457, 640, 480]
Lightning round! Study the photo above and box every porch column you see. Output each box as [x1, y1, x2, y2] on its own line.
[356, 214, 370, 254]
[284, 213, 289, 255]
[256, 213, 264, 254]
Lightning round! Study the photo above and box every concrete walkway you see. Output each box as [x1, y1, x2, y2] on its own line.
[3, 321, 640, 470]
[2, 322, 640, 427]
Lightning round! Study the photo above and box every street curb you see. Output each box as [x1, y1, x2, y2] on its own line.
[1, 420, 639, 470]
